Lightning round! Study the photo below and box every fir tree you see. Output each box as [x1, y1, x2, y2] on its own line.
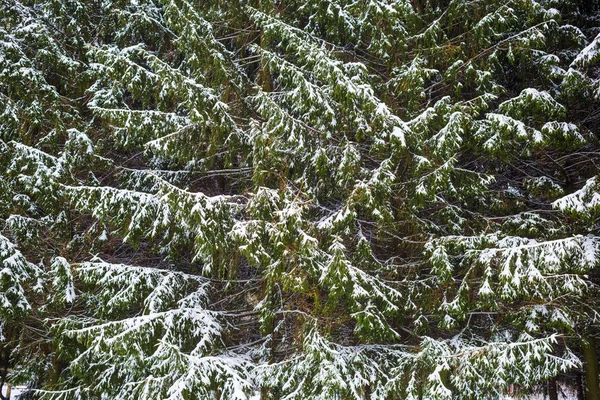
[1, 0, 600, 399]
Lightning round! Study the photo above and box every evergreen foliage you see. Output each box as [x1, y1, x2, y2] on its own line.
[1, 0, 600, 398]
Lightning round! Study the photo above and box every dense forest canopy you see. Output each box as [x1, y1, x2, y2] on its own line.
[1, 0, 600, 398]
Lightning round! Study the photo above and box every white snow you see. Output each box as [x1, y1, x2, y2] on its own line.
[571, 32, 600, 68]
[553, 177, 600, 213]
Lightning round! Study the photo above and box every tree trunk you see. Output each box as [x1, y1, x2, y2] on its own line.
[579, 371, 586, 400]
[583, 337, 600, 400]
[259, 31, 272, 93]
[548, 378, 558, 400]
[258, 0, 272, 93]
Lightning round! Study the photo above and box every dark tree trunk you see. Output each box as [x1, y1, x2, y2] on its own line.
[548, 378, 559, 400]
[579, 371, 586, 400]
[583, 337, 600, 400]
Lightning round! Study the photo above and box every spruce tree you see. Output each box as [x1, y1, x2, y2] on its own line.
[1, 0, 599, 399]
